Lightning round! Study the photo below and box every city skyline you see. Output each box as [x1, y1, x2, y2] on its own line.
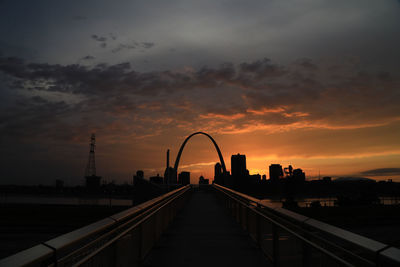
[1, 0, 400, 185]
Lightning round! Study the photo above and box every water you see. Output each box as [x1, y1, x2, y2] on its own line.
[0, 194, 132, 206]
[260, 197, 400, 208]
[260, 197, 336, 208]
[3, 194, 398, 208]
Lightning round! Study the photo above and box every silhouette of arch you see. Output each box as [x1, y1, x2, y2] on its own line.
[173, 132, 227, 175]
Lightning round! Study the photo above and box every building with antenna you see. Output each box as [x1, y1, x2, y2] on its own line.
[164, 149, 177, 184]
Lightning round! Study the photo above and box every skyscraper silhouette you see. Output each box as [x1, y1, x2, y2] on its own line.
[269, 164, 283, 182]
[164, 149, 177, 184]
[214, 162, 222, 184]
[178, 171, 190, 185]
[231, 154, 247, 188]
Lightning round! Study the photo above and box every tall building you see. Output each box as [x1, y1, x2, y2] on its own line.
[269, 164, 283, 182]
[164, 149, 177, 184]
[214, 162, 222, 184]
[231, 154, 247, 177]
[178, 171, 190, 185]
[231, 154, 247, 188]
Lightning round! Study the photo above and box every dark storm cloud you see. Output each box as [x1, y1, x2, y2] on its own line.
[1, 55, 399, 140]
[1, 53, 399, 184]
[109, 33, 117, 41]
[111, 43, 136, 53]
[239, 58, 285, 78]
[81, 55, 95, 61]
[142, 42, 155, 49]
[112, 42, 155, 53]
[91, 34, 108, 48]
[293, 58, 318, 71]
[195, 63, 236, 87]
[91, 34, 107, 42]
[0, 94, 71, 140]
[0, 57, 134, 96]
[90, 32, 154, 53]
[361, 168, 400, 176]
[241, 68, 400, 130]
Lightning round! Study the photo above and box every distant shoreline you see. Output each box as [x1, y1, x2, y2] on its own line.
[0, 193, 132, 206]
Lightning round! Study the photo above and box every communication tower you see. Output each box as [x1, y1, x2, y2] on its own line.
[85, 133, 96, 177]
[84, 133, 101, 189]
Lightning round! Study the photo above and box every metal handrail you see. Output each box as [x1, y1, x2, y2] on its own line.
[213, 183, 400, 266]
[53, 185, 188, 260]
[0, 185, 190, 267]
[214, 185, 377, 265]
[213, 184, 354, 266]
[72, 186, 189, 266]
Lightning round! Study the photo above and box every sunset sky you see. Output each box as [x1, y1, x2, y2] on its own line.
[1, 0, 400, 185]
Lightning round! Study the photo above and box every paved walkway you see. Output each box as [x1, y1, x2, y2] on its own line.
[143, 188, 271, 267]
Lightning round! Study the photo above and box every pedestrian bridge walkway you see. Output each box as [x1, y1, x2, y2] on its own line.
[143, 187, 269, 267]
[1, 184, 399, 267]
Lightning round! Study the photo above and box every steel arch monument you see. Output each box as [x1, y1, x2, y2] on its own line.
[173, 132, 227, 175]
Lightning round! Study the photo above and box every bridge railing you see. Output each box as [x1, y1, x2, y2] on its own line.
[213, 183, 400, 267]
[0, 185, 191, 267]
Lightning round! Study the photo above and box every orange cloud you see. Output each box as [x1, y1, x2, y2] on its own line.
[246, 107, 287, 115]
[199, 113, 245, 120]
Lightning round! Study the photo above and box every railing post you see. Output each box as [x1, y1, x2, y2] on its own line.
[246, 206, 249, 231]
[302, 242, 309, 267]
[138, 224, 143, 263]
[256, 211, 261, 246]
[273, 224, 280, 267]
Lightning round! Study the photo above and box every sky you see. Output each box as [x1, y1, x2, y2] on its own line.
[1, 0, 400, 185]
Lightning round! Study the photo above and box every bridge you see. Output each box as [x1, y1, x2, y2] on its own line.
[1, 132, 400, 266]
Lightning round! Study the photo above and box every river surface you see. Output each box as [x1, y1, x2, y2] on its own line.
[1, 194, 399, 207]
[260, 196, 400, 208]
